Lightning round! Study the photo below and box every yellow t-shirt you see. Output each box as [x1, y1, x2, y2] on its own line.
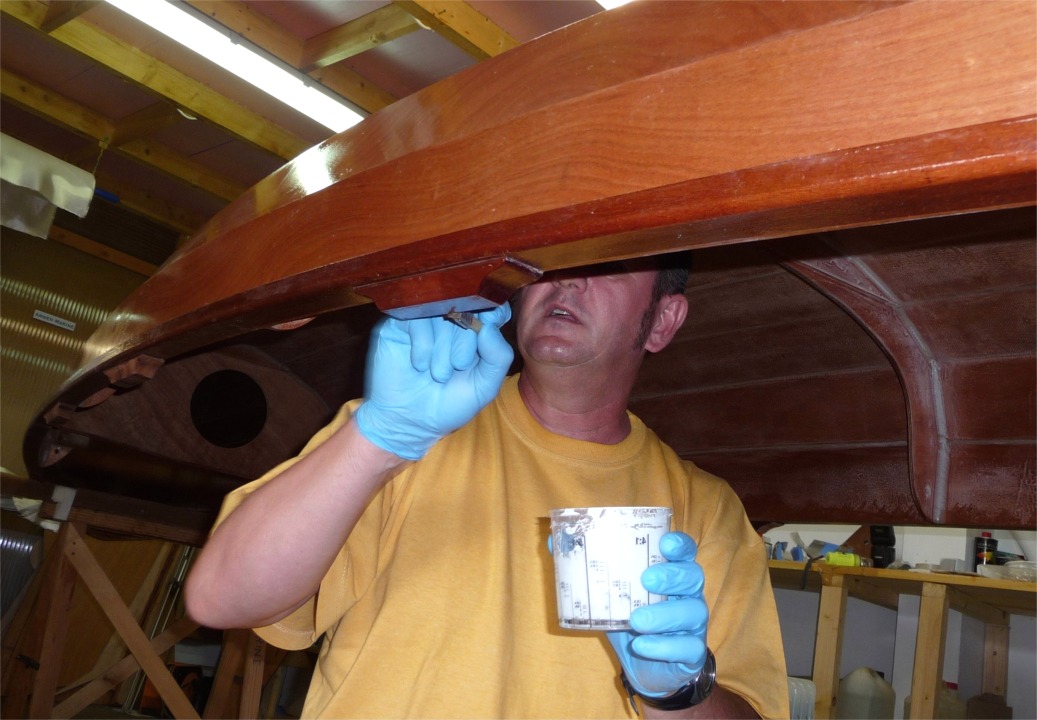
[215, 375, 788, 718]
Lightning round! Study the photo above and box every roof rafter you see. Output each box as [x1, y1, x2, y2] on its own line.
[299, 3, 423, 72]
[1, 68, 246, 203]
[186, 0, 397, 113]
[395, 0, 519, 59]
[90, 168, 202, 235]
[40, 0, 98, 33]
[49, 225, 158, 277]
[2, 0, 310, 161]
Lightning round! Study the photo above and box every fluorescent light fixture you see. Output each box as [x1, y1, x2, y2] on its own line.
[104, 0, 364, 133]
[597, 0, 635, 9]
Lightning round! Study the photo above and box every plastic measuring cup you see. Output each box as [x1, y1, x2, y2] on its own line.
[549, 506, 671, 630]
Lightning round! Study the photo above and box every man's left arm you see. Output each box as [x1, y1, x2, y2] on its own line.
[607, 531, 780, 718]
[645, 686, 758, 719]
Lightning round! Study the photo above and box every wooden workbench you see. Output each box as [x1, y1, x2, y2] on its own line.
[769, 560, 1037, 718]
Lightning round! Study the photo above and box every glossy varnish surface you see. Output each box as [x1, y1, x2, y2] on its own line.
[21, 1, 1037, 538]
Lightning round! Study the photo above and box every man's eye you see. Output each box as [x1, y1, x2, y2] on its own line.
[594, 261, 626, 276]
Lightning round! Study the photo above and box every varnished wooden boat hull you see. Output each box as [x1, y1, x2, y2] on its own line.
[22, 1, 1037, 542]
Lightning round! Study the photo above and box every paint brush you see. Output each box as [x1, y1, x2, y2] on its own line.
[445, 310, 482, 332]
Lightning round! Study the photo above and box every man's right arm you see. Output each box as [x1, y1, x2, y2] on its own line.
[183, 416, 405, 629]
[183, 304, 514, 630]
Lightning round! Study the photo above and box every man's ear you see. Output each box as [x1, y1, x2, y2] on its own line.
[644, 293, 688, 353]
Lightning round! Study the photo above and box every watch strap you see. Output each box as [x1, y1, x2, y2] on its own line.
[621, 648, 717, 713]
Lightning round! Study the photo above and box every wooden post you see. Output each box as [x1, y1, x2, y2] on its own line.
[982, 622, 1010, 697]
[239, 632, 266, 719]
[1, 529, 61, 719]
[908, 582, 948, 719]
[27, 523, 78, 719]
[812, 573, 847, 719]
[202, 629, 270, 720]
[51, 616, 199, 719]
[62, 524, 200, 719]
[204, 629, 248, 719]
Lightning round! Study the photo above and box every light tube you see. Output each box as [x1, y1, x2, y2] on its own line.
[104, 0, 364, 133]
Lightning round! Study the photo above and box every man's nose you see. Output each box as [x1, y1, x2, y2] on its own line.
[549, 269, 588, 291]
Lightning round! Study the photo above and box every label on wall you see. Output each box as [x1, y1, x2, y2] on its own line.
[33, 309, 76, 332]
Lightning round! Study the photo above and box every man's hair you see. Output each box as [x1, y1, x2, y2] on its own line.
[650, 251, 692, 303]
[636, 251, 692, 350]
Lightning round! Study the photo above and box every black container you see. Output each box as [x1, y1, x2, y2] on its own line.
[870, 525, 896, 569]
[973, 531, 998, 572]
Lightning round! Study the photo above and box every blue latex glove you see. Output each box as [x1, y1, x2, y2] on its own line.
[355, 304, 513, 460]
[607, 531, 709, 697]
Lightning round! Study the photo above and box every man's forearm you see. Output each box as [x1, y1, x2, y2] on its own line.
[184, 418, 405, 629]
[642, 685, 760, 719]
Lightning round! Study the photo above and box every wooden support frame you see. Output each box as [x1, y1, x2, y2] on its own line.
[982, 622, 1010, 698]
[52, 616, 199, 718]
[908, 582, 950, 719]
[63, 525, 199, 718]
[770, 561, 1034, 720]
[0, 522, 268, 719]
[30, 524, 76, 720]
[811, 574, 847, 719]
[202, 628, 271, 720]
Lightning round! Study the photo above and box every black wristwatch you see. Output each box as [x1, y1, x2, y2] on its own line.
[621, 649, 716, 713]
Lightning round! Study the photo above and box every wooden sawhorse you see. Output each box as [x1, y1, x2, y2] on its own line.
[1, 522, 272, 719]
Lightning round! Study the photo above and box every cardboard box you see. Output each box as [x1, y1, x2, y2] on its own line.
[967, 693, 1012, 719]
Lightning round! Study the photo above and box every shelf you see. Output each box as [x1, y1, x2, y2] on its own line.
[768, 560, 1036, 718]
[769, 560, 1037, 618]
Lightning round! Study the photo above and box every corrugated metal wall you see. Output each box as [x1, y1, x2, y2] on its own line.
[0, 519, 42, 633]
[1, 228, 145, 477]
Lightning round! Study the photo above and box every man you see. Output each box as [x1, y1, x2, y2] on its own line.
[185, 255, 788, 717]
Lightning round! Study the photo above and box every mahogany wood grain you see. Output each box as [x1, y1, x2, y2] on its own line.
[634, 369, 907, 453]
[179, 1, 897, 255]
[57, 346, 330, 482]
[837, 233, 1037, 304]
[694, 447, 923, 525]
[905, 288, 1036, 359]
[76, 1, 1035, 377]
[780, 254, 946, 521]
[944, 444, 1037, 527]
[637, 313, 891, 395]
[20, 1, 1037, 528]
[356, 256, 542, 317]
[941, 358, 1037, 441]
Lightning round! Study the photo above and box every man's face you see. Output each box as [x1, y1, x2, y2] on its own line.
[515, 260, 659, 372]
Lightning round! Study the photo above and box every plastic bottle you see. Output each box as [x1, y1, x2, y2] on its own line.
[973, 531, 998, 572]
[836, 667, 895, 719]
[904, 681, 967, 719]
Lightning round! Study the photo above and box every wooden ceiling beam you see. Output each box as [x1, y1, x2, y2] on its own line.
[113, 139, 246, 202]
[0, 66, 113, 140]
[48, 226, 158, 277]
[395, 0, 519, 59]
[1, 69, 245, 203]
[39, 0, 99, 33]
[186, 0, 396, 113]
[1, 0, 310, 161]
[184, 0, 304, 65]
[90, 169, 202, 235]
[299, 4, 422, 72]
[308, 65, 397, 114]
[109, 102, 183, 146]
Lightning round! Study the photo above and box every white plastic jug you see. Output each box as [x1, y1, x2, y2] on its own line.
[836, 667, 895, 719]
